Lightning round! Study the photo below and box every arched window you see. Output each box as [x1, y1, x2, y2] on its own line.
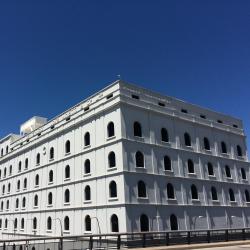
[64, 189, 70, 203]
[36, 153, 40, 165]
[0, 169, 1, 178]
[2, 185, 5, 194]
[14, 218, 17, 229]
[9, 165, 12, 175]
[1, 149, 3, 157]
[0, 219, 2, 229]
[17, 180, 20, 190]
[49, 170, 53, 183]
[140, 214, 149, 232]
[84, 132, 90, 147]
[188, 159, 194, 173]
[85, 215, 91, 231]
[164, 156, 171, 171]
[6, 200, 9, 209]
[22, 197, 26, 208]
[191, 184, 198, 200]
[4, 168, 6, 177]
[161, 128, 169, 142]
[50, 147, 54, 160]
[170, 214, 178, 231]
[15, 198, 19, 209]
[211, 187, 218, 201]
[108, 152, 116, 168]
[8, 183, 11, 193]
[47, 217, 52, 230]
[245, 190, 250, 202]
[64, 216, 69, 231]
[167, 183, 175, 199]
[5, 219, 8, 229]
[34, 194, 38, 207]
[237, 145, 243, 157]
[225, 165, 231, 178]
[35, 174, 39, 186]
[241, 168, 247, 180]
[0, 201, 3, 211]
[107, 122, 115, 138]
[85, 186, 91, 201]
[18, 161, 22, 172]
[204, 137, 210, 150]
[21, 218, 24, 229]
[184, 132, 191, 146]
[65, 165, 70, 179]
[111, 214, 119, 232]
[65, 140, 71, 154]
[25, 158, 28, 169]
[207, 162, 214, 176]
[109, 181, 117, 198]
[221, 141, 227, 154]
[134, 122, 142, 137]
[48, 192, 53, 205]
[229, 189, 235, 202]
[135, 151, 144, 168]
[33, 217, 37, 230]
[6, 146, 8, 154]
[84, 159, 91, 174]
[138, 180, 147, 198]
[23, 178, 27, 189]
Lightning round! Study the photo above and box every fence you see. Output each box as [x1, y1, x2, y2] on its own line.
[0, 227, 250, 249]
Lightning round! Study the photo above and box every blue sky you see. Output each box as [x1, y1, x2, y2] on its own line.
[0, 1, 250, 148]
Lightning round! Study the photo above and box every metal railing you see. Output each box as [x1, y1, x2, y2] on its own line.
[1, 227, 250, 249]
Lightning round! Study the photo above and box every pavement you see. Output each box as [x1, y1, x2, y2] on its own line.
[132, 240, 250, 250]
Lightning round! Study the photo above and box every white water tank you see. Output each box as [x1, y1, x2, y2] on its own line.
[20, 116, 47, 135]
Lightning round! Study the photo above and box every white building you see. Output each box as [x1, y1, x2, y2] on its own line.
[0, 80, 249, 239]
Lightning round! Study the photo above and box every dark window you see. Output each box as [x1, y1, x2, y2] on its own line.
[9, 165, 12, 175]
[22, 197, 26, 208]
[85, 215, 91, 231]
[65, 165, 70, 179]
[109, 181, 117, 198]
[34, 195, 38, 206]
[106, 93, 113, 99]
[25, 158, 28, 169]
[108, 152, 116, 168]
[35, 174, 39, 186]
[36, 153, 40, 165]
[84, 159, 91, 174]
[65, 140, 71, 154]
[200, 115, 206, 119]
[8, 183, 11, 193]
[64, 216, 69, 231]
[107, 122, 115, 137]
[158, 102, 165, 107]
[33, 217, 37, 230]
[132, 94, 139, 100]
[170, 214, 178, 230]
[47, 217, 52, 230]
[111, 214, 119, 232]
[245, 190, 250, 202]
[229, 189, 235, 202]
[237, 145, 243, 157]
[221, 141, 227, 154]
[4, 168, 6, 177]
[21, 218, 24, 229]
[16, 198, 19, 208]
[181, 109, 188, 113]
[6, 146, 9, 154]
[18, 161, 22, 172]
[207, 162, 214, 176]
[48, 192, 53, 205]
[138, 180, 147, 198]
[233, 124, 238, 128]
[225, 165, 231, 178]
[211, 187, 218, 201]
[64, 189, 70, 203]
[85, 185, 91, 201]
[184, 133, 191, 146]
[50, 147, 54, 160]
[217, 120, 223, 124]
[241, 168, 247, 180]
[5, 219, 8, 229]
[84, 132, 90, 146]
[164, 156, 171, 171]
[23, 178, 27, 189]
[136, 151, 144, 168]
[140, 214, 149, 232]
[84, 106, 89, 112]
[14, 218, 17, 229]
[134, 122, 142, 137]
[191, 185, 198, 200]
[161, 128, 169, 142]
[188, 159, 194, 174]
[49, 170, 53, 183]
[167, 183, 175, 199]
[204, 137, 210, 150]
[17, 180, 20, 190]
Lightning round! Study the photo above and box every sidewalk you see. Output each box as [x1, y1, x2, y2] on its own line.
[132, 240, 250, 250]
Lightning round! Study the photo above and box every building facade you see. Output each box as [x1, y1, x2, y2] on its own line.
[0, 80, 249, 239]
